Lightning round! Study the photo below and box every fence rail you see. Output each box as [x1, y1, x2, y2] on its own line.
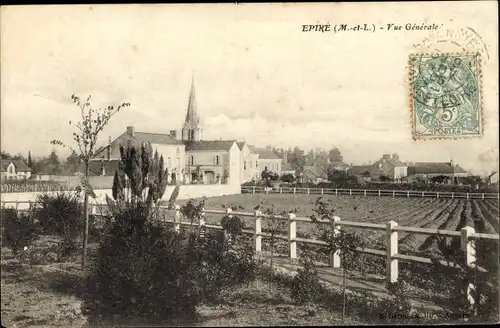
[2, 199, 498, 306]
[241, 185, 500, 200]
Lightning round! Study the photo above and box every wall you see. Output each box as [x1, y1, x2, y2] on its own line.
[0, 183, 241, 209]
[259, 159, 282, 175]
[154, 144, 185, 181]
[228, 143, 240, 185]
[239, 143, 253, 183]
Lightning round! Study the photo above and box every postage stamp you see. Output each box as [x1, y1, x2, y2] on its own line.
[409, 53, 482, 140]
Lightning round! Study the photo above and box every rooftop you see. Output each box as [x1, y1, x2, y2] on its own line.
[0, 159, 32, 172]
[250, 147, 281, 160]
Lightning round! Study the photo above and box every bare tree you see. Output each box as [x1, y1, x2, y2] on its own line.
[51, 94, 130, 268]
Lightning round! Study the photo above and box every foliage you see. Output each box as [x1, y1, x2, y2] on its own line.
[1, 208, 39, 257]
[50, 94, 130, 268]
[35, 192, 84, 260]
[82, 204, 257, 324]
[376, 281, 415, 323]
[281, 173, 295, 183]
[291, 257, 322, 305]
[429, 235, 499, 322]
[220, 214, 244, 243]
[180, 198, 206, 226]
[108, 141, 169, 218]
[35, 192, 84, 238]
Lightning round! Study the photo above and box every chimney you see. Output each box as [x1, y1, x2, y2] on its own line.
[450, 159, 454, 166]
[170, 130, 177, 139]
[126, 126, 135, 137]
[107, 136, 111, 160]
[392, 153, 399, 161]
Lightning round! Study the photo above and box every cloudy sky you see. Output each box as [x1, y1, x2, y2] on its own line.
[1, 3, 498, 175]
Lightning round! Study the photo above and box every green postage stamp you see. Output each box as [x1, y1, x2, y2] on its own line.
[409, 53, 482, 140]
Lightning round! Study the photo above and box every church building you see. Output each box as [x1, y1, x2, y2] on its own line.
[91, 77, 282, 185]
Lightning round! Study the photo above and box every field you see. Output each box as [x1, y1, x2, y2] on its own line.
[178, 193, 499, 259]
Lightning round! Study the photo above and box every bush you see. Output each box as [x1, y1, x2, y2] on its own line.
[35, 192, 84, 260]
[291, 257, 322, 305]
[1, 208, 39, 257]
[83, 203, 257, 324]
[35, 192, 83, 239]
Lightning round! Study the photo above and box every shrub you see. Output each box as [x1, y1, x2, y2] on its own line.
[220, 214, 244, 243]
[1, 208, 39, 257]
[35, 192, 83, 239]
[34, 192, 83, 260]
[291, 257, 322, 305]
[83, 203, 257, 324]
[376, 281, 415, 323]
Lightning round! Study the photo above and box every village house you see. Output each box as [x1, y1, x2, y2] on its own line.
[348, 154, 407, 181]
[406, 160, 469, 184]
[0, 160, 32, 180]
[249, 147, 283, 180]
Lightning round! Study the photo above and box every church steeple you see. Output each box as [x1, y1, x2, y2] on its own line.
[182, 75, 203, 141]
[185, 75, 199, 124]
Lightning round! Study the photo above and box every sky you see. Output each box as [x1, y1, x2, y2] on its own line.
[1, 3, 498, 176]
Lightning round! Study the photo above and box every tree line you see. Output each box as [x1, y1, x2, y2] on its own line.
[264, 145, 345, 174]
[1, 149, 82, 176]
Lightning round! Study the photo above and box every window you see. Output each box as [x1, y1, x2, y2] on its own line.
[190, 156, 194, 165]
[215, 155, 220, 166]
[8, 165, 14, 174]
[256, 161, 258, 168]
[176, 147, 180, 155]
[244, 161, 247, 170]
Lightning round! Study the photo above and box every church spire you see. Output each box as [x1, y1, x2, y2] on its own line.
[185, 75, 199, 124]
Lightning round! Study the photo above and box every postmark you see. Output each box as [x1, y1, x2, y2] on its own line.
[409, 53, 482, 140]
[413, 27, 490, 64]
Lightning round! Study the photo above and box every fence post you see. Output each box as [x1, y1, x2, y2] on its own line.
[461, 226, 477, 306]
[15, 201, 19, 212]
[253, 186, 256, 194]
[378, 190, 381, 196]
[437, 192, 439, 198]
[335, 189, 338, 196]
[422, 191, 424, 197]
[321, 188, 324, 195]
[198, 207, 206, 239]
[225, 208, 233, 243]
[28, 201, 32, 212]
[254, 210, 262, 253]
[288, 213, 297, 260]
[293, 187, 296, 194]
[307, 188, 310, 195]
[461, 226, 476, 268]
[174, 205, 181, 233]
[392, 190, 395, 198]
[329, 216, 341, 268]
[364, 190, 366, 196]
[406, 191, 410, 198]
[266, 187, 269, 194]
[280, 187, 282, 194]
[452, 192, 454, 199]
[482, 193, 485, 200]
[349, 189, 352, 196]
[386, 221, 398, 283]
[466, 193, 469, 200]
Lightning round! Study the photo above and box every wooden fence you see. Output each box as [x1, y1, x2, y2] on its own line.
[3, 200, 498, 282]
[242, 185, 500, 200]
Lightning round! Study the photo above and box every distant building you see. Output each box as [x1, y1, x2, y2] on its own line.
[0, 160, 32, 180]
[348, 154, 407, 181]
[302, 165, 328, 184]
[250, 147, 283, 180]
[407, 160, 468, 183]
